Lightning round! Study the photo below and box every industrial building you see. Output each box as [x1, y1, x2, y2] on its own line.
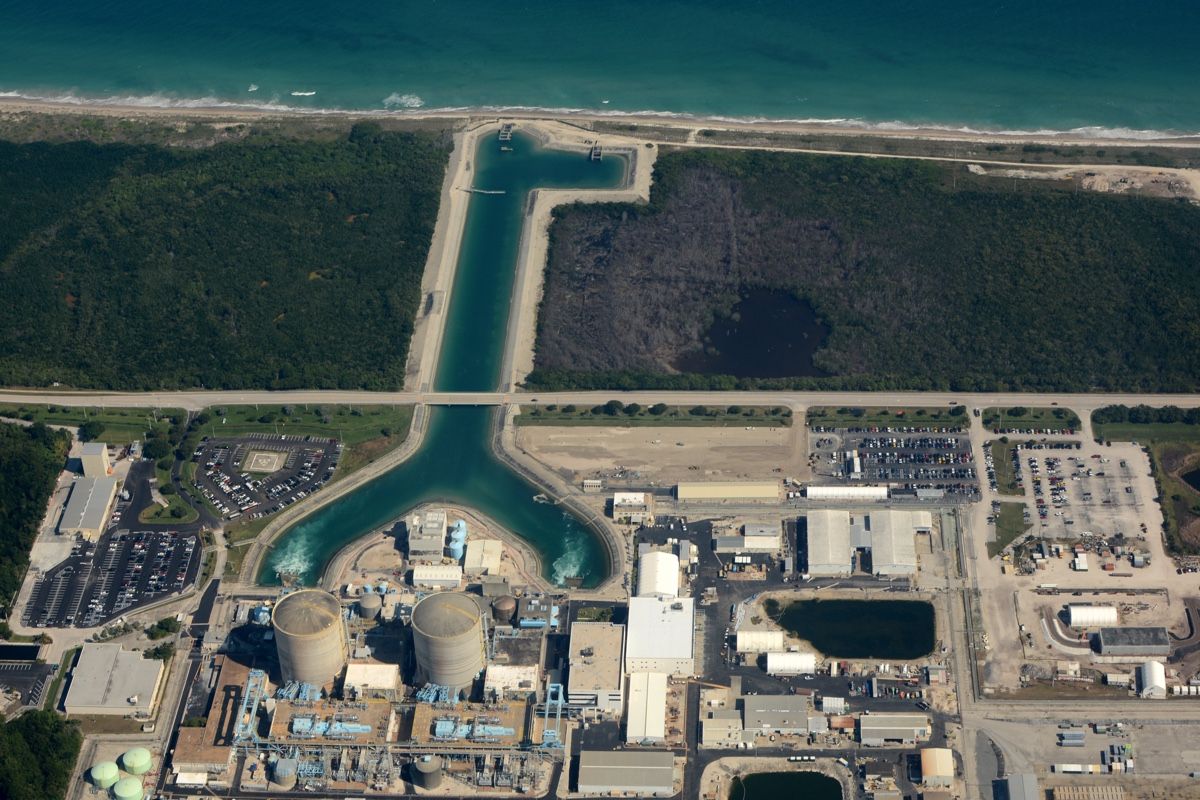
[742, 694, 810, 735]
[625, 671, 668, 744]
[1067, 604, 1119, 628]
[765, 650, 817, 675]
[1004, 774, 1040, 800]
[625, 597, 695, 675]
[1096, 626, 1171, 658]
[63, 644, 164, 717]
[463, 539, 503, 576]
[411, 563, 463, 589]
[342, 663, 400, 699]
[410, 592, 487, 696]
[869, 509, 921, 575]
[406, 510, 447, 562]
[805, 509, 852, 576]
[700, 709, 743, 748]
[735, 629, 785, 653]
[567, 622, 625, 713]
[1139, 660, 1167, 699]
[58, 476, 118, 540]
[919, 748, 955, 786]
[636, 550, 680, 598]
[483, 664, 539, 700]
[676, 481, 780, 503]
[804, 485, 889, 501]
[272, 589, 348, 686]
[576, 750, 674, 796]
[612, 492, 655, 525]
[80, 441, 111, 477]
[858, 713, 932, 746]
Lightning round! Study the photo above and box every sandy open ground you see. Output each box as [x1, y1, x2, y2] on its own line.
[514, 422, 809, 487]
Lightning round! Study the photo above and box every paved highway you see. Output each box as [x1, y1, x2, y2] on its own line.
[4, 388, 1200, 413]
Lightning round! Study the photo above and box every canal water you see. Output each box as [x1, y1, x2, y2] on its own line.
[728, 771, 842, 800]
[260, 131, 626, 586]
[767, 598, 935, 660]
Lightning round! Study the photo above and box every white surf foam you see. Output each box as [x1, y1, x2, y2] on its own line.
[382, 92, 424, 109]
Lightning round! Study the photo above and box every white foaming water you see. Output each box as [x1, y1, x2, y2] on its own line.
[383, 92, 424, 108]
[550, 528, 586, 586]
[271, 537, 314, 581]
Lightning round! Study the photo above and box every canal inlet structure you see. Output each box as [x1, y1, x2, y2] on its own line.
[258, 125, 633, 589]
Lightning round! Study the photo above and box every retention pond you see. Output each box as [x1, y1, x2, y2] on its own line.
[766, 598, 935, 660]
[260, 131, 626, 587]
[728, 771, 842, 800]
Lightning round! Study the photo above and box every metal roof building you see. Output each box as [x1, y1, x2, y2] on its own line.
[700, 709, 743, 748]
[765, 651, 817, 675]
[80, 442, 111, 478]
[64, 644, 164, 716]
[869, 510, 919, 576]
[342, 663, 400, 698]
[568, 622, 625, 714]
[805, 510, 852, 576]
[577, 750, 674, 796]
[742, 694, 810, 734]
[735, 630, 785, 653]
[1067, 604, 1119, 628]
[59, 476, 118, 540]
[1004, 774, 1040, 800]
[920, 748, 955, 786]
[804, 485, 889, 500]
[1139, 660, 1167, 699]
[463, 539, 503, 575]
[625, 671, 668, 743]
[636, 551, 679, 598]
[676, 481, 779, 502]
[411, 564, 463, 589]
[1097, 627, 1170, 658]
[625, 597, 695, 675]
[858, 713, 932, 746]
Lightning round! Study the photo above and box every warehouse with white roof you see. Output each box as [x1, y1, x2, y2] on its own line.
[636, 551, 679, 598]
[59, 476, 118, 540]
[869, 510, 919, 576]
[805, 510, 852, 576]
[625, 597, 695, 675]
[624, 671, 668, 743]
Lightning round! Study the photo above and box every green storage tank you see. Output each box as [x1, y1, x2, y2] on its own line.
[112, 776, 143, 800]
[121, 747, 153, 776]
[90, 761, 120, 789]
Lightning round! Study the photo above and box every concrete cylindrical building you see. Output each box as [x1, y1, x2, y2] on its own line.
[358, 592, 383, 620]
[90, 762, 120, 789]
[410, 756, 444, 789]
[121, 747, 152, 776]
[411, 592, 486, 694]
[272, 758, 299, 789]
[1066, 604, 1119, 628]
[272, 589, 348, 685]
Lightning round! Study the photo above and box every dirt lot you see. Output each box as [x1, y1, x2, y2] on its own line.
[513, 423, 809, 487]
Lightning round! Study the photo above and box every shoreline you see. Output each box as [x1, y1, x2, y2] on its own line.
[4, 94, 1200, 148]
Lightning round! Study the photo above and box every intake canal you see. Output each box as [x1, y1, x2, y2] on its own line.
[261, 131, 627, 586]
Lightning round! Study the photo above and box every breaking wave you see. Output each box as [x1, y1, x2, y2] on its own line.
[383, 92, 424, 108]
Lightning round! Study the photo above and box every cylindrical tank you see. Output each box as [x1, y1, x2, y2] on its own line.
[491, 596, 517, 625]
[1066, 604, 1119, 628]
[358, 592, 383, 620]
[121, 747, 152, 776]
[272, 589, 348, 685]
[410, 756, 444, 789]
[411, 592, 486, 693]
[272, 758, 298, 789]
[112, 776, 143, 800]
[90, 761, 120, 789]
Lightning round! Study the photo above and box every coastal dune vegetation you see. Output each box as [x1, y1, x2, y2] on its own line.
[0, 123, 449, 389]
[529, 148, 1200, 393]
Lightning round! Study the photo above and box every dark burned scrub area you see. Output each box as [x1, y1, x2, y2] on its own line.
[530, 149, 1200, 392]
[0, 123, 448, 390]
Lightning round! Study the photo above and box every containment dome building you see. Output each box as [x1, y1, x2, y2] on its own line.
[1066, 604, 1119, 628]
[411, 592, 486, 694]
[272, 589, 348, 685]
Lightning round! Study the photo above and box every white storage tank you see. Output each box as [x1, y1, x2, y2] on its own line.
[765, 651, 817, 675]
[1066, 604, 1119, 628]
[411, 592, 486, 695]
[636, 551, 680, 599]
[272, 589, 348, 685]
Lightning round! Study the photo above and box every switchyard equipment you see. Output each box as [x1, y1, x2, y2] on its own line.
[411, 592, 487, 695]
[272, 589, 348, 685]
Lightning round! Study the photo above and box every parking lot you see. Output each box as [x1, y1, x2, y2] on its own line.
[810, 425, 979, 499]
[22, 530, 201, 628]
[191, 433, 341, 521]
[0, 662, 54, 707]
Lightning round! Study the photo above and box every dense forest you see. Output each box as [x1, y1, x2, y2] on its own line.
[0, 422, 70, 614]
[530, 149, 1200, 392]
[0, 124, 449, 389]
[0, 711, 82, 800]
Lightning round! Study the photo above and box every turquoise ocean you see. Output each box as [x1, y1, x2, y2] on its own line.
[3, 0, 1200, 134]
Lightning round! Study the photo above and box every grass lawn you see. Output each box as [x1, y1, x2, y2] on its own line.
[1092, 422, 1200, 444]
[989, 502, 1031, 558]
[516, 403, 792, 427]
[139, 462, 198, 524]
[807, 406, 966, 430]
[199, 404, 412, 447]
[0, 404, 184, 443]
[989, 440, 1023, 496]
[982, 406, 1080, 432]
[43, 647, 79, 711]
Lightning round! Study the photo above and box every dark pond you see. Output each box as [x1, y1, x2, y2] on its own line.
[1183, 468, 1200, 493]
[767, 598, 936, 660]
[674, 288, 829, 378]
[728, 771, 842, 800]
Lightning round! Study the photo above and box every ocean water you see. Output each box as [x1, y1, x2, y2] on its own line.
[2, 1, 1199, 134]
